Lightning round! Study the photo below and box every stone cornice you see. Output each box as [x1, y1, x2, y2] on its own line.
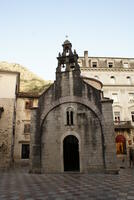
[79, 56, 134, 60]
[80, 67, 134, 72]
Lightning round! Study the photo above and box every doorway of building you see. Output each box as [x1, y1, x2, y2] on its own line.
[115, 135, 126, 154]
[63, 135, 80, 171]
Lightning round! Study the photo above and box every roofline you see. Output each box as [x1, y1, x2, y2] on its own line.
[79, 56, 134, 60]
[0, 69, 20, 75]
[0, 69, 20, 94]
[39, 82, 54, 98]
[17, 83, 53, 98]
[17, 92, 39, 98]
[81, 76, 103, 88]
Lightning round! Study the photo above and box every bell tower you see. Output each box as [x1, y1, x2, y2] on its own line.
[56, 40, 80, 73]
[55, 40, 82, 98]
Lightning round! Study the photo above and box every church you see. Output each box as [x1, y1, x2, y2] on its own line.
[30, 40, 118, 173]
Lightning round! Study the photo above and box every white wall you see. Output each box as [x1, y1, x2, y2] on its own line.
[0, 72, 18, 98]
[81, 70, 134, 122]
[81, 70, 134, 85]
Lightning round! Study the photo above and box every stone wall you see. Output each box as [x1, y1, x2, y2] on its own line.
[41, 103, 103, 173]
[0, 98, 15, 168]
[101, 100, 118, 170]
[30, 70, 117, 173]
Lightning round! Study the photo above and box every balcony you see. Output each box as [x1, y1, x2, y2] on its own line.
[114, 121, 133, 129]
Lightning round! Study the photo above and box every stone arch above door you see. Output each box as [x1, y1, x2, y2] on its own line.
[40, 96, 104, 128]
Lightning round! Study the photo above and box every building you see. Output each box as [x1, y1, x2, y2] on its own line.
[0, 62, 50, 168]
[14, 92, 38, 166]
[79, 52, 134, 167]
[30, 40, 118, 173]
[0, 70, 19, 168]
[0, 70, 39, 168]
[1, 42, 133, 171]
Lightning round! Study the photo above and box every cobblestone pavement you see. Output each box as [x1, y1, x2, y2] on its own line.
[0, 168, 134, 200]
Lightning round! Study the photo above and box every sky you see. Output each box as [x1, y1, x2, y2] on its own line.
[0, 0, 134, 80]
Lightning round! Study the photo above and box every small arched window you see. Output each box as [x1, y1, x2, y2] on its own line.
[66, 49, 69, 56]
[70, 111, 73, 125]
[110, 76, 115, 84]
[66, 107, 74, 125]
[126, 76, 131, 84]
[61, 64, 66, 72]
[66, 111, 70, 125]
[94, 75, 99, 80]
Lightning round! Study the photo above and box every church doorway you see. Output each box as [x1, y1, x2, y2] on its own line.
[63, 135, 80, 171]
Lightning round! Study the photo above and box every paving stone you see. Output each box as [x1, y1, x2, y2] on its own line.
[0, 168, 134, 200]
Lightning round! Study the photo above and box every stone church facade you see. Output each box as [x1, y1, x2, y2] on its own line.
[30, 40, 117, 173]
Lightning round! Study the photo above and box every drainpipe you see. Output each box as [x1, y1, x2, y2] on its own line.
[11, 87, 17, 167]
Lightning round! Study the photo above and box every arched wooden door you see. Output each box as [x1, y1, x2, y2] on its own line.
[63, 135, 80, 171]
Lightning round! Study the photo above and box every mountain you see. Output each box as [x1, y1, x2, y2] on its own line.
[0, 61, 52, 95]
